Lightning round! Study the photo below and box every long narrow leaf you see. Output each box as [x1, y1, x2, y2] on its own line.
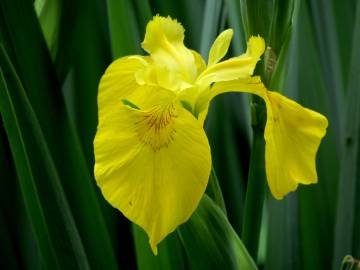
[133, 227, 188, 270]
[178, 195, 257, 270]
[0, 1, 119, 268]
[333, 1, 360, 267]
[0, 134, 20, 270]
[0, 45, 89, 269]
[107, 0, 141, 57]
[295, 3, 339, 269]
[305, 0, 345, 152]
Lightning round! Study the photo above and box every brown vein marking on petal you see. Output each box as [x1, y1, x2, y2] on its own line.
[135, 103, 178, 151]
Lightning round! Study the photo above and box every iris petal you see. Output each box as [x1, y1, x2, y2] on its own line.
[96, 49, 211, 254]
[94, 100, 211, 254]
[264, 91, 328, 199]
[191, 50, 207, 75]
[210, 79, 328, 199]
[208, 29, 234, 66]
[196, 36, 265, 86]
[141, 15, 197, 83]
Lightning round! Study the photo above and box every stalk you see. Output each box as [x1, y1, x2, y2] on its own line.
[239, 0, 271, 261]
[240, 0, 298, 262]
[241, 97, 267, 260]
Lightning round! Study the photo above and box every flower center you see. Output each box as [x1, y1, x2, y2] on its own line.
[136, 104, 177, 151]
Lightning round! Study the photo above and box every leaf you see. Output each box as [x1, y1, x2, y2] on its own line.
[223, 0, 246, 53]
[203, 1, 250, 238]
[268, 0, 298, 55]
[332, 0, 356, 85]
[133, 226, 188, 270]
[0, 209, 21, 270]
[206, 95, 249, 236]
[132, 0, 153, 39]
[0, 129, 44, 269]
[239, 0, 273, 40]
[34, 0, 61, 58]
[107, 0, 141, 57]
[0, 134, 21, 270]
[305, 0, 345, 152]
[0, 45, 89, 269]
[241, 123, 266, 261]
[333, 0, 360, 267]
[66, 0, 111, 166]
[0, 1, 119, 268]
[199, 0, 223, 59]
[205, 168, 227, 214]
[263, 17, 301, 270]
[178, 195, 258, 270]
[151, 0, 205, 50]
[293, 2, 339, 269]
[264, 194, 301, 270]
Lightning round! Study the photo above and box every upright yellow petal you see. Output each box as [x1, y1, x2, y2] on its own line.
[94, 88, 211, 254]
[135, 63, 192, 92]
[210, 79, 328, 199]
[142, 15, 197, 83]
[191, 50, 207, 75]
[196, 36, 265, 86]
[208, 29, 234, 66]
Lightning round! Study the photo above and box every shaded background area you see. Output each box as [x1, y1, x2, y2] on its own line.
[0, 0, 359, 269]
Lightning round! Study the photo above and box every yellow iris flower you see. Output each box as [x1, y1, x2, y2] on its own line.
[94, 15, 328, 254]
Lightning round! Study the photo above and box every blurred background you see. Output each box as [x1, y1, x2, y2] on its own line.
[0, 0, 359, 269]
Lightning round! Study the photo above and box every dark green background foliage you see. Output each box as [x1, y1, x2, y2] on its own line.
[0, 0, 359, 269]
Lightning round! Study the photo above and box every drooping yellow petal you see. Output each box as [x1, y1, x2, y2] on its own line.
[97, 55, 210, 253]
[141, 15, 197, 84]
[94, 90, 211, 254]
[263, 91, 328, 199]
[208, 29, 234, 66]
[210, 79, 328, 199]
[96, 20, 213, 254]
[196, 36, 265, 86]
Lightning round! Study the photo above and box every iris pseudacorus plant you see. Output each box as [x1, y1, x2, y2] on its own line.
[94, 15, 328, 254]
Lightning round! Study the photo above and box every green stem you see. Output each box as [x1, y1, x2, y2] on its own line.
[241, 98, 267, 261]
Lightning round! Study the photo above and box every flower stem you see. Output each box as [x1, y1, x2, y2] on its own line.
[241, 97, 267, 261]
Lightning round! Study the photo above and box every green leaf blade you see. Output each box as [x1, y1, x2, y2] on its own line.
[178, 195, 257, 270]
[0, 45, 89, 270]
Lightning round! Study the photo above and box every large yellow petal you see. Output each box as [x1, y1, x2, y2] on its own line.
[210, 79, 328, 199]
[141, 15, 197, 84]
[94, 96, 211, 254]
[196, 36, 265, 86]
[263, 91, 328, 199]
